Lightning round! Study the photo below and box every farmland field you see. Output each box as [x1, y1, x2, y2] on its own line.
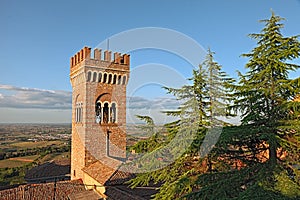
[0, 154, 40, 168]
[0, 159, 26, 168]
[4, 141, 64, 149]
[0, 124, 71, 187]
[9, 155, 40, 162]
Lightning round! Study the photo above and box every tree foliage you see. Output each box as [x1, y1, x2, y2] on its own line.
[189, 11, 300, 199]
[128, 48, 233, 199]
[128, 12, 300, 200]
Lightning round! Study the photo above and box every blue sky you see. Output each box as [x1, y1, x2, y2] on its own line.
[0, 0, 300, 123]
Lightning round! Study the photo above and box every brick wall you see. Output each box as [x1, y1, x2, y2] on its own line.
[70, 47, 129, 182]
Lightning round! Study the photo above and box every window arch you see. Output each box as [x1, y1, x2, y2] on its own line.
[110, 102, 117, 123]
[103, 73, 107, 83]
[108, 74, 112, 84]
[75, 105, 78, 122]
[113, 74, 117, 84]
[122, 76, 127, 85]
[87, 71, 91, 82]
[98, 73, 102, 82]
[79, 103, 83, 122]
[94, 100, 118, 124]
[103, 102, 109, 123]
[95, 101, 101, 123]
[75, 102, 83, 123]
[92, 72, 97, 82]
[75, 95, 83, 123]
[117, 75, 122, 85]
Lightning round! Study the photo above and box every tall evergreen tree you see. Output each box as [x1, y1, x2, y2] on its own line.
[186, 12, 300, 199]
[129, 115, 162, 154]
[232, 11, 300, 197]
[128, 49, 232, 199]
[233, 11, 300, 167]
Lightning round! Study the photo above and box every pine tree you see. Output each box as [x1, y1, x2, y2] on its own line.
[233, 11, 300, 168]
[236, 11, 299, 164]
[127, 49, 233, 199]
[234, 11, 300, 197]
[186, 12, 300, 199]
[129, 115, 162, 154]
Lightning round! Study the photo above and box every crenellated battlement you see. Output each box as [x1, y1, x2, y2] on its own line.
[70, 46, 130, 69]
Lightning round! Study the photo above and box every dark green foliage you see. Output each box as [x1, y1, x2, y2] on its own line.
[129, 115, 163, 154]
[231, 11, 300, 167]
[192, 11, 300, 199]
[128, 49, 233, 199]
[128, 11, 300, 199]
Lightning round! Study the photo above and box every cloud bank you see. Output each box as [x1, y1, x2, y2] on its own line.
[0, 84, 180, 123]
[0, 84, 71, 109]
[127, 96, 179, 110]
[0, 84, 240, 124]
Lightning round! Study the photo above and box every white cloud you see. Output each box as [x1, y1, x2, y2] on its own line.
[126, 96, 180, 124]
[0, 84, 71, 109]
[0, 84, 241, 124]
[127, 96, 180, 110]
[0, 84, 181, 123]
[0, 84, 55, 93]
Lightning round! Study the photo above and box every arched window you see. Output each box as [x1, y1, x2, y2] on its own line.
[103, 73, 107, 83]
[103, 103, 109, 123]
[75, 105, 78, 122]
[75, 94, 83, 123]
[117, 75, 122, 85]
[122, 76, 127, 85]
[110, 103, 117, 123]
[79, 103, 83, 122]
[87, 71, 91, 82]
[108, 74, 112, 84]
[75, 102, 83, 123]
[78, 105, 81, 122]
[98, 73, 102, 82]
[92, 72, 97, 82]
[95, 101, 101, 123]
[113, 74, 117, 84]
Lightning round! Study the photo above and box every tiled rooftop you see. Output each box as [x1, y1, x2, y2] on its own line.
[25, 159, 70, 183]
[82, 156, 134, 186]
[0, 179, 89, 200]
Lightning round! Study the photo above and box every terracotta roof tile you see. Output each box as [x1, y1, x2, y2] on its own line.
[68, 189, 103, 200]
[82, 156, 134, 186]
[0, 179, 86, 200]
[105, 187, 144, 200]
[105, 185, 157, 200]
[82, 161, 116, 185]
[25, 159, 70, 183]
[104, 169, 135, 186]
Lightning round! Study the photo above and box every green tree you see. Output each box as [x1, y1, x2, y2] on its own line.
[129, 115, 163, 154]
[128, 49, 232, 199]
[186, 12, 300, 199]
[235, 11, 300, 165]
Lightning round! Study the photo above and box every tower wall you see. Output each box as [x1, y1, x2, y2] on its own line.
[70, 47, 130, 181]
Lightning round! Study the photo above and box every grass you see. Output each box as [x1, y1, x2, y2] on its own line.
[9, 155, 40, 162]
[9, 141, 63, 149]
[0, 155, 40, 168]
[39, 152, 70, 163]
[0, 159, 27, 168]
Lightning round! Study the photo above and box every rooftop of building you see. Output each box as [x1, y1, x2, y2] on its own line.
[25, 159, 71, 183]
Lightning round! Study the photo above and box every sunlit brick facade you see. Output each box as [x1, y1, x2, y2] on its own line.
[70, 47, 130, 189]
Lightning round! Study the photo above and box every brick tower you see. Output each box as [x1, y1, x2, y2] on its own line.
[70, 47, 130, 191]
